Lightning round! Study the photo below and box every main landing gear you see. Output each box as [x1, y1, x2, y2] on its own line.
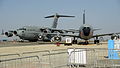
[94, 37, 99, 44]
[78, 40, 89, 45]
[84, 40, 89, 45]
[72, 37, 77, 44]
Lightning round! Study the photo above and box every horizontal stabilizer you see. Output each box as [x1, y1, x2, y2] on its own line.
[93, 29, 101, 31]
[45, 13, 75, 18]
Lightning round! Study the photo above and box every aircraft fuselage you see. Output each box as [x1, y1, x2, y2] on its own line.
[15, 26, 56, 42]
[79, 24, 93, 40]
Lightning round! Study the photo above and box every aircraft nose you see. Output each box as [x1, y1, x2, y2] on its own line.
[83, 27, 91, 36]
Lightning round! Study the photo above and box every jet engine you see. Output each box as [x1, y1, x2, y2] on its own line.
[43, 30, 48, 33]
[38, 33, 47, 40]
[111, 34, 119, 40]
[51, 35, 62, 42]
[42, 29, 51, 33]
[13, 31, 18, 36]
[5, 32, 13, 37]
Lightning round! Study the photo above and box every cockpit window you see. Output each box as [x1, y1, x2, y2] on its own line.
[83, 27, 90, 30]
[82, 27, 91, 36]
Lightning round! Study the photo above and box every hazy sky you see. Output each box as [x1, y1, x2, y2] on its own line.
[0, 0, 120, 35]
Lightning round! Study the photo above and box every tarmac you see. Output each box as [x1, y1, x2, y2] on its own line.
[0, 41, 108, 54]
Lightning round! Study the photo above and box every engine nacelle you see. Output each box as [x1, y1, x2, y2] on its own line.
[42, 29, 51, 33]
[5, 32, 13, 37]
[111, 34, 119, 40]
[51, 35, 62, 42]
[13, 31, 18, 36]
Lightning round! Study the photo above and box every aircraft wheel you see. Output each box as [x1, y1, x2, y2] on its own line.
[75, 40, 77, 44]
[84, 41, 89, 45]
[97, 40, 99, 43]
[94, 40, 97, 44]
[72, 40, 77, 44]
[94, 40, 99, 44]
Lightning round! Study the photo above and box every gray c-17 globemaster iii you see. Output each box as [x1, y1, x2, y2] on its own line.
[5, 13, 75, 42]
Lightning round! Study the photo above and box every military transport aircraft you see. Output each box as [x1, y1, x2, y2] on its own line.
[5, 13, 75, 42]
[69, 10, 120, 44]
[48, 10, 120, 44]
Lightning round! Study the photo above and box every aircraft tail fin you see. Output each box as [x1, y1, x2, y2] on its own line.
[83, 10, 85, 24]
[45, 13, 75, 28]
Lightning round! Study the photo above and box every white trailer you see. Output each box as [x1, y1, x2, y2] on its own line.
[64, 38, 72, 46]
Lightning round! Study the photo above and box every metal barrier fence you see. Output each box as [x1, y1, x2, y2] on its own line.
[42, 51, 68, 68]
[0, 50, 50, 68]
[1, 48, 120, 68]
[94, 48, 120, 68]
[0, 53, 21, 61]
[0, 55, 40, 68]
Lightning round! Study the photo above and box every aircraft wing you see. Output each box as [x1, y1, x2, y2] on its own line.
[93, 29, 101, 31]
[39, 27, 79, 33]
[61, 34, 79, 37]
[46, 33, 79, 37]
[93, 32, 120, 37]
[48, 28, 79, 33]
